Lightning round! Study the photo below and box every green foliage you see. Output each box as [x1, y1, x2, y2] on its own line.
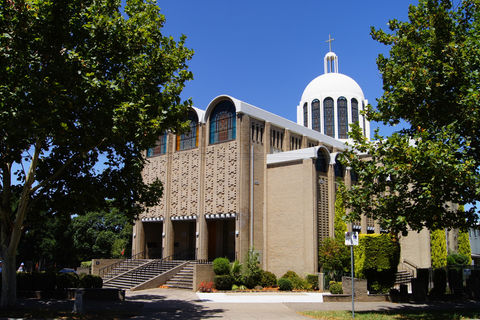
[354, 234, 399, 293]
[277, 278, 293, 291]
[214, 275, 233, 291]
[458, 231, 472, 265]
[306, 274, 319, 290]
[230, 260, 243, 285]
[55, 273, 80, 290]
[334, 192, 347, 241]
[72, 208, 132, 262]
[260, 271, 277, 288]
[329, 281, 343, 294]
[79, 274, 103, 288]
[281, 270, 307, 290]
[338, 0, 480, 234]
[430, 230, 447, 268]
[212, 257, 230, 276]
[242, 249, 262, 289]
[447, 253, 470, 266]
[318, 237, 350, 278]
[0, 0, 193, 307]
[80, 261, 92, 268]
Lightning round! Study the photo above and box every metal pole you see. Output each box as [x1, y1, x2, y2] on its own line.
[351, 245, 355, 319]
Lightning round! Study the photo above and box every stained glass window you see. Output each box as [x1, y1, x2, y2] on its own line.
[323, 97, 334, 137]
[209, 100, 236, 144]
[351, 98, 359, 124]
[176, 110, 199, 151]
[338, 97, 348, 139]
[315, 149, 329, 173]
[334, 154, 344, 178]
[303, 102, 308, 127]
[312, 99, 320, 132]
[147, 133, 167, 157]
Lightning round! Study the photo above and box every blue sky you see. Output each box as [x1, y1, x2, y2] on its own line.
[155, 0, 419, 138]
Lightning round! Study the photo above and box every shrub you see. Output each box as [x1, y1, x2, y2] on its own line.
[230, 260, 243, 285]
[329, 281, 343, 294]
[198, 281, 214, 292]
[242, 249, 262, 288]
[261, 271, 277, 288]
[318, 237, 350, 280]
[214, 275, 233, 290]
[79, 274, 103, 288]
[281, 270, 306, 290]
[306, 274, 319, 290]
[447, 253, 470, 266]
[458, 231, 472, 265]
[17, 272, 34, 291]
[56, 272, 79, 290]
[278, 277, 293, 291]
[354, 234, 400, 293]
[80, 261, 92, 268]
[430, 229, 447, 268]
[213, 257, 230, 275]
[32, 272, 56, 291]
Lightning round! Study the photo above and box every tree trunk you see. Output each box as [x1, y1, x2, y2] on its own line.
[0, 250, 16, 308]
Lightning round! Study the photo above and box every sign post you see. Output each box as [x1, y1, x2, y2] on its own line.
[345, 231, 359, 319]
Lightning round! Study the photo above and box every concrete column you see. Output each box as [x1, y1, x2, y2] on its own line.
[238, 113, 251, 263]
[284, 129, 291, 151]
[163, 133, 175, 258]
[197, 123, 208, 260]
[327, 163, 335, 238]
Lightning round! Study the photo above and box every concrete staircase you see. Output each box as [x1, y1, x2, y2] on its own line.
[164, 263, 194, 290]
[103, 259, 185, 290]
[395, 270, 414, 285]
[101, 259, 152, 281]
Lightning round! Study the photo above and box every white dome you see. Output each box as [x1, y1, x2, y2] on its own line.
[301, 73, 364, 102]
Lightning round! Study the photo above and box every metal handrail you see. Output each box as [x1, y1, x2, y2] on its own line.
[98, 251, 146, 279]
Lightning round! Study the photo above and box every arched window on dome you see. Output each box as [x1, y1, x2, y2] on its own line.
[337, 97, 348, 139]
[312, 99, 320, 132]
[351, 98, 359, 124]
[315, 148, 329, 174]
[209, 100, 236, 144]
[362, 101, 366, 137]
[303, 102, 308, 127]
[176, 109, 199, 151]
[323, 97, 334, 137]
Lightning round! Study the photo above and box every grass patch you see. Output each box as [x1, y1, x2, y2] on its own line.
[300, 310, 480, 320]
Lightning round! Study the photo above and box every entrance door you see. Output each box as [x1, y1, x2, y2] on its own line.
[173, 220, 196, 260]
[143, 222, 163, 259]
[207, 218, 235, 261]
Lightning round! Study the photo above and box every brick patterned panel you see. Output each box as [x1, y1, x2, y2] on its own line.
[170, 150, 201, 216]
[204, 141, 238, 214]
[317, 175, 329, 243]
[141, 156, 168, 219]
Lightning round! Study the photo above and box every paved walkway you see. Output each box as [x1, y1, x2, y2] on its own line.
[125, 288, 480, 319]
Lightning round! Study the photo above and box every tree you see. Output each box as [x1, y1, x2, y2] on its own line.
[339, 0, 480, 234]
[0, 0, 193, 307]
[72, 208, 132, 263]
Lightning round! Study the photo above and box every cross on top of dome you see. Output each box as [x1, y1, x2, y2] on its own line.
[325, 34, 335, 52]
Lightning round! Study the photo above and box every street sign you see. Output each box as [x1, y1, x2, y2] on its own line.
[345, 231, 359, 246]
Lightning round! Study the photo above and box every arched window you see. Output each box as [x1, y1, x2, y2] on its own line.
[323, 97, 334, 137]
[315, 149, 329, 173]
[176, 110, 199, 151]
[338, 97, 348, 139]
[303, 102, 308, 127]
[209, 100, 236, 144]
[312, 99, 320, 132]
[351, 98, 359, 124]
[334, 155, 344, 178]
[147, 133, 167, 157]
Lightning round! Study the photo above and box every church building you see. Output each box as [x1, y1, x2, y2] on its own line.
[132, 50, 433, 277]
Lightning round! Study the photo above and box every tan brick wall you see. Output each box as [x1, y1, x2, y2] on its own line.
[265, 159, 316, 277]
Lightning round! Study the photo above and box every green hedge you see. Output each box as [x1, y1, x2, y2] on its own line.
[430, 229, 447, 268]
[281, 270, 307, 290]
[14, 272, 102, 291]
[260, 271, 277, 288]
[214, 275, 233, 290]
[354, 234, 400, 293]
[277, 277, 293, 291]
[458, 231, 472, 265]
[329, 281, 343, 294]
[212, 257, 230, 275]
